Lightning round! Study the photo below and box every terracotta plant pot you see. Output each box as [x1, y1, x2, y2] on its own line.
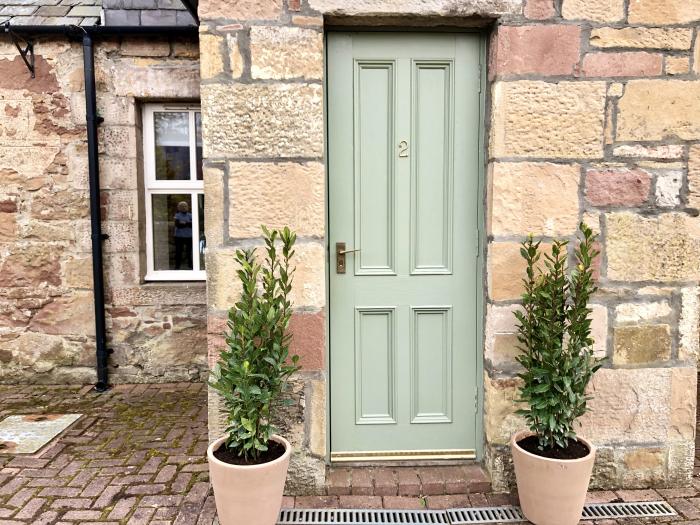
[207, 435, 291, 525]
[511, 430, 596, 525]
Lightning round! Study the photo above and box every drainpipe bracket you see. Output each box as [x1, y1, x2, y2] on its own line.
[4, 23, 35, 78]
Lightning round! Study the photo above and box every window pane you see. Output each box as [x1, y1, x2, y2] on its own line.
[198, 194, 205, 270]
[154, 112, 190, 181]
[195, 112, 203, 181]
[152, 194, 193, 271]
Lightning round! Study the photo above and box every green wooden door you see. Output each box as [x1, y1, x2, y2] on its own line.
[328, 32, 482, 459]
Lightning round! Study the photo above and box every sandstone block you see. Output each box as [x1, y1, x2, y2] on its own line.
[146, 321, 207, 369]
[613, 325, 671, 365]
[490, 162, 580, 236]
[584, 168, 651, 207]
[30, 190, 89, 221]
[292, 15, 324, 27]
[289, 311, 325, 370]
[208, 242, 326, 311]
[623, 448, 664, 470]
[0, 146, 58, 188]
[0, 212, 17, 242]
[488, 334, 521, 373]
[628, 0, 700, 24]
[485, 304, 523, 373]
[491, 25, 580, 77]
[491, 81, 606, 159]
[110, 62, 200, 99]
[205, 248, 241, 310]
[172, 40, 200, 58]
[29, 292, 96, 337]
[203, 165, 225, 247]
[695, 39, 700, 74]
[620, 447, 667, 487]
[100, 157, 138, 190]
[665, 56, 689, 75]
[590, 305, 608, 358]
[615, 301, 672, 324]
[120, 39, 170, 57]
[577, 367, 672, 444]
[606, 212, 700, 281]
[202, 83, 323, 158]
[307, 378, 326, 457]
[617, 80, 700, 141]
[688, 145, 700, 209]
[6, 332, 73, 373]
[98, 126, 137, 159]
[670, 367, 697, 441]
[590, 27, 693, 50]
[523, 0, 555, 19]
[562, 0, 624, 22]
[307, 0, 520, 17]
[679, 287, 699, 362]
[199, 34, 224, 80]
[612, 144, 683, 159]
[580, 52, 662, 77]
[484, 374, 525, 446]
[199, 0, 282, 21]
[229, 162, 324, 238]
[488, 242, 551, 301]
[111, 283, 205, 307]
[62, 257, 93, 289]
[226, 34, 244, 79]
[655, 170, 682, 208]
[250, 26, 323, 80]
[488, 242, 526, 302]
[0, 246, 61, 287]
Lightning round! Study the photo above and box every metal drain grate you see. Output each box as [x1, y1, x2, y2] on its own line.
[581, 501, 676, 520]
[279, 510, 449, 524]
[280, 501, 676, 525]
[447, 506, 524, 523]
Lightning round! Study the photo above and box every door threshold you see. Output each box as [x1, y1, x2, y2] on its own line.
[331, 449, 475, 464]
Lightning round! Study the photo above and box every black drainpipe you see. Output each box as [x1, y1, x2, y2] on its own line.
[5, 24, 199, 392]
[82, 31, 110, 392]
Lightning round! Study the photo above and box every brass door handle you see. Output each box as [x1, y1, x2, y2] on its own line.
[336, 242, 360, 274]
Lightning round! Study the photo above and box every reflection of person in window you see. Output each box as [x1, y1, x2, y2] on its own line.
[174, 201, 193, 270]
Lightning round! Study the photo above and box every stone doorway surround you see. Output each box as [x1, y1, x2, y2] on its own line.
[199, 0, 700, 496]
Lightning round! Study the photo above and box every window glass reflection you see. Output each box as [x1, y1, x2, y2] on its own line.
[154, 112, 191, 181]
[198, 194, 206, 270]
[152, 194, 193, 271]
[195, 112, 203, 181]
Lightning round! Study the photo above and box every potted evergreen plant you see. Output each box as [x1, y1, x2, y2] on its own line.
[207, 226, 300, 525]
[511, 223, 603, 525]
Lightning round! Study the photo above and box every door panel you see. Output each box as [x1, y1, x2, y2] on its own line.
[328, 32, 482, 457]
[355, 62, 396, 275]
[412, 61, 453, 274]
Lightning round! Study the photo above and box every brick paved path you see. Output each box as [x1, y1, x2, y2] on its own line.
[0, 383, 215, 524]
[0, 382, 698, 524]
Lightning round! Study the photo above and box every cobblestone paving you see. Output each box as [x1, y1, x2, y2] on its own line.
[0, 383, 215, 524]
[0, 382, 698, 524]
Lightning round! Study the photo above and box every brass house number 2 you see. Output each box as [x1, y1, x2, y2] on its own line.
[398, 140, 409, 158]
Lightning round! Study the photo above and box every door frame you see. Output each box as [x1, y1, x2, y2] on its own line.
[323, 28, 488, 464]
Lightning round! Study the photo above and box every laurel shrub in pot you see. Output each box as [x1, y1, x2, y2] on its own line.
[207, 226, 300, 525]
[511, 223, 603, 525]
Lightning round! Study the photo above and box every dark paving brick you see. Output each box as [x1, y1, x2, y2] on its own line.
[0, 383, 211, 524]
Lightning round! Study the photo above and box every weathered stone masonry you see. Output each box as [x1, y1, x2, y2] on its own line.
[200, 0, 700, 495]
[0, 35, 207, 384]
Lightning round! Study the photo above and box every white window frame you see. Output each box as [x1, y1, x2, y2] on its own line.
[143, 103, 205, 281]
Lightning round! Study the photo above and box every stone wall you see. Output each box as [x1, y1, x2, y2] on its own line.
[485, 0, 700, 491]
[198, 0, 700, 494]
[0, 35, 207, 384]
